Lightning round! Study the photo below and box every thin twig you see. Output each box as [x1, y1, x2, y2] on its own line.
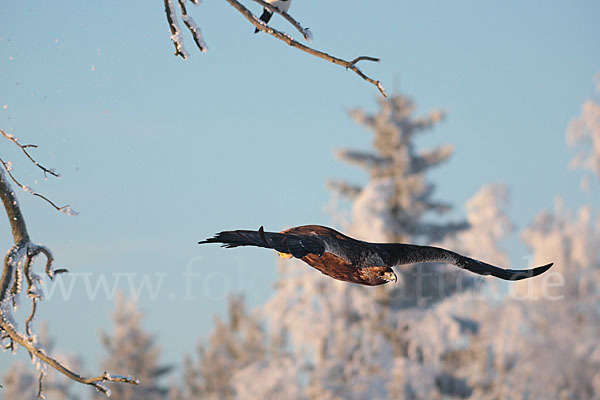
[250, 0, 312, 41]
[0, 130, 59, 178]
[37, 372, 44, 399]
[25, 298, 37, 337]
[224, 0, 387, 96]
[0, 157, 73, 213]
[37, 246, 56, 280]
[24, 251, 39, 337]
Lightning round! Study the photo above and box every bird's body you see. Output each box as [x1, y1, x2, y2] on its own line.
[199, 225, 553, 286]
[255, 0, 292, 33]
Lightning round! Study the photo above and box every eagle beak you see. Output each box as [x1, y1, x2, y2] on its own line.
[277, 252, 293, 259]
[382, 271, 397, 283]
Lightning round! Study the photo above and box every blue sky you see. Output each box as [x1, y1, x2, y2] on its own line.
[1, 0, 599, 382]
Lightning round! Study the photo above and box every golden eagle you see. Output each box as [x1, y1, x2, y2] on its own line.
[199, 225, 553, 286]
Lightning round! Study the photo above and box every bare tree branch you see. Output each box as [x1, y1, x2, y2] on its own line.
[162, 0, 387, 96]
[250, 0, 312, 41]
[164, 0, 189, 58]
[178, 0, 208, 53]
[0, 138, 138, 397]
[0, 130, 59, 179]
[224, 0, 387, 96]
[37, 371, 44, 399]
[0, 130, 78, 216]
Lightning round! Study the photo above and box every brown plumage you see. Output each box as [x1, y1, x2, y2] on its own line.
[199, 225, 553, 286]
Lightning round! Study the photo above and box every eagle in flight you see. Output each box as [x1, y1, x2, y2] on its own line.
[199, 225, 553, 286]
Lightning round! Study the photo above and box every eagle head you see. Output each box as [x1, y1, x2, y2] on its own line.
[381, 269, 398, 283]
[356, 266, 397, 286]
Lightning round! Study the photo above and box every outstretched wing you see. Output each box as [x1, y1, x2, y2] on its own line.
[199, 226, 326, 259]
[375, 243, 553, 281]
[454, 256, 552, 280]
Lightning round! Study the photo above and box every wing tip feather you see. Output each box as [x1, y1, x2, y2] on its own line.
[534, 262, 553, 275]
[509, 262, 553, 281]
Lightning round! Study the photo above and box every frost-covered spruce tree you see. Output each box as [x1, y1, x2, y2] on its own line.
[172, 295, 290, 400]
[500, 76, 600, 399]
[96, 293, 171, 399]
[487, 202, 600, 399]
[179, 93, 513, 399]
[566, 73, 600, 188]
[424, 77, 600, 400]
[258, 93, 510, 399]
[331, 95, 456, 240]
[330, 93, 472, 303]
[2, 324, 80, 400]
[449, 201, 600, 400]
[472, 80, 600, 399]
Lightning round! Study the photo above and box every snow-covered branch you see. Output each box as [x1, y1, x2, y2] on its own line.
[164, 0, 190, 58]
[177, 0, 208, 54]
[334, 149, 391, 172]
[225, 0, 386, 96]
[567, 95, 600, 183]
[162, 0, 386, 96]
[250, 0, 312, 41]
[326, 179, 363, 200]
[0, 137, 138, 397]
[413, 145, 454, 173]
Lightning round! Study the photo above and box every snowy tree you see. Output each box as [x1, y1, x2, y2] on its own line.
[0, 130, 137, 397]
[566, 73, 600, 189]
[421, 76, 600, 400]
[182, 93, 514, 399]
[2, 324, 80, 400]
[442, 202, 600, 400]
[503, 203, 599, 399]
[162, 0, 386, 95]
[172, 86, 600, 399]
[331, 94, 475, 304]
[97, 293, 171, 399]
[330, 94, 457, 243]
[172, 294, 295, 400]
[481, 80, 600, 397]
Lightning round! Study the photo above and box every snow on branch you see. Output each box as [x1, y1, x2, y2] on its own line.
[566, 84, 600, 184]
[177, 0, 208, 54]
[413, 144, 454, 173]
[326, 179, 363, 200]
[0, 136, 138, 397]
[162, 0, 387, 96]
[250, 0, 312, 41]
[334, 149, 391, 172]
[164, 0, 208, 58]
[0, 130, 78, 216]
